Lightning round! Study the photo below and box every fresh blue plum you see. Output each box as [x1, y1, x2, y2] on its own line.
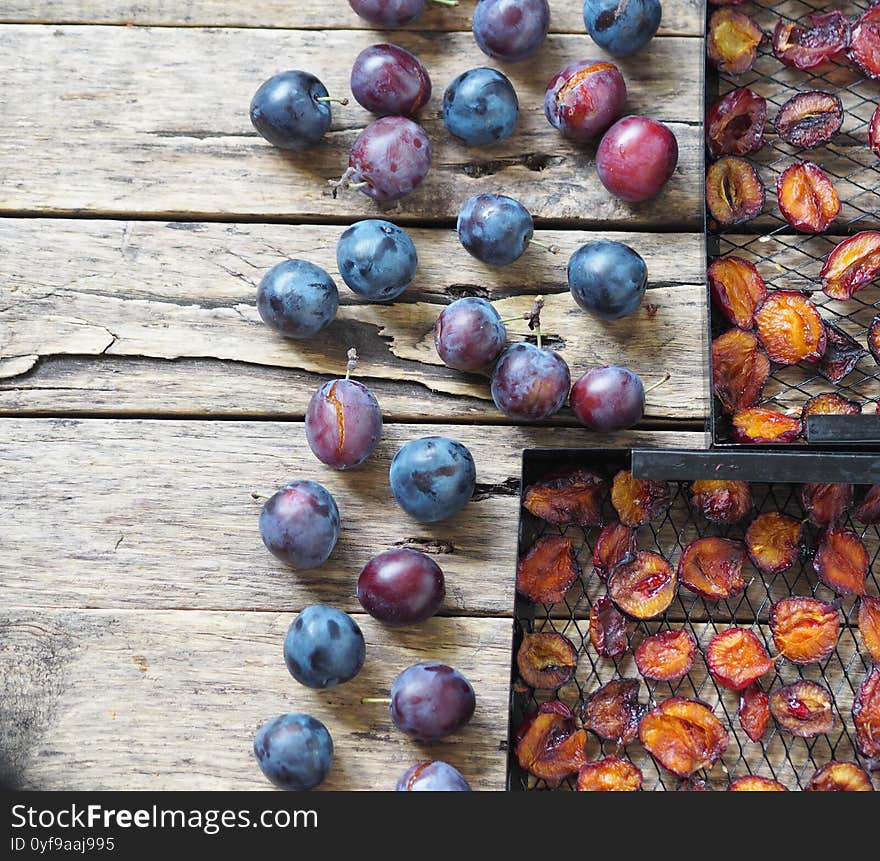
[336, 219, 418, 302]
[491, 342, 570, 420]
[283, 605, 366, 689]
[250, 70, 333, 150]
[434, 297, 507, 371]
[472, 0, 551, 62]
[349, 0, 426, 26]
[457, 194, 532, 266]
[544, 59, 626, 142]
[306, 378, 383, 469]
[256, 259, 338, 339]
[259, 480, 340, 569]
[390, 662, 476, 740]
[570, 365, 645, 431]
[396, 761, 472, 791]
[253, 713, 333, 790]
[351, 44, 432, 118]
[348, 117, 432, 203]
[389, 436, 476, 523]
[567, 240, 647, 320]
[583, 0, 662, 58]
[357, 548, 445, 624]
[443, 68, 519, 147]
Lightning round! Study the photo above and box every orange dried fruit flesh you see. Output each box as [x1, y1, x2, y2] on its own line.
[706, 88, 767, 159]
[639, 698, 729, 778]
[776, 91, 843, 149]
[728, 775, 788, 791]
[589, 595, 630, 658]
[849, 5, 880, 80]
[678, 537, 748, 600]
[608, 551, 676, 619]
[801, 482, 852, 526]
[770, 597, 839, 665]
[576, 757, 642, 792]
[707, 9, 763, 74]
[690, 480, 753, 524]
[708, 256, 768, 329]
[859, 595, 880, 664]
[592, 520, 637, 582]
[802, 392, 860, 423]
[706, 157, 765, 226]
[814, 527, 868, 596]
[517, 631, 578, 690]
[732, 407, 802, 444]
[819, 322, 864, 384]
[777, 162, 840, 234]
[856, 485, 880, 525]
[870, 315, 880, 364]
[515, 701, 590, 782]
[635, 629, 697, 682]
[707, 627, 773, 691]
[516, 536, 581, 604]
[712, 329, 770, 415]
[580, 678, 646, 745]
[821, 231, 880, 300]
[853, 667, 880, 759]
[523, 469, 606, 527]
[769, 680, 834, 738]
[611, 470, 671, 527]
[746, 512, 802, 574]
[807, 761, 874, 792]
[755, 291, 826, 366]
[739, 683, 770, 742]
[772, 12, 851, 70]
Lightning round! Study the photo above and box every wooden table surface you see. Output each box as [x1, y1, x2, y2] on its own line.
[0, 1, 708, 790]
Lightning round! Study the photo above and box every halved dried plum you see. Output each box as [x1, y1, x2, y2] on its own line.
[732, 407, 802, 444]
[807, 761, 874, 792]
[581, 678, 646, 745]
[592, 520, 637, 582]
[869, 315, 880, 364]
[708, 256, 768, 329]
[818, 323, 864, 384]
[870, 105, 880, 158]
[777, 162, 840, 234]
[859, 595, 880, 664]
[746, 512, 802, 574]
[802, 392, 861, 423]
[576, 757, 643, 791]
[707, 9, 763, 74]
[814, 526, 868, 596]
[517, 631, 578, 690]
[639, 697, 729, 778]
[769, 680, 834, 738]
[772, 12, 850, 70]
[589, 595, 630, 658]
[801, 482, 853, 526]
[853, 666, 880, 758]
[608, 551, 677, 619]
[706, 88, 767, 159]
[611, 470, 671, 527]
[691, 480, 753, 524]
[770, 596, 839, 664]
[712, 329, 771, 415]
[635, 629, 697, 682]
[678, 537, 748, 600]
[755, 291, 826, 366]
[707, 627, 774, 691]
[515, 701, 590, 782]
[516, 536, 581, 604]
[776, 91, 843, 149]
[849, 5, 880, 80]
[728, 775, 788, 791]
[739, 683, 770, 742]
[821, 231, 880, 300]
[706, 157, 765, 226]
[855, 486, 880, 526]
[523, 469, 606, 527]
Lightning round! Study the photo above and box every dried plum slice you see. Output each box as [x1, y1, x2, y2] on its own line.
[802, 393, 860, 423]
[706, 627, 773, 691]
[706, 88, 767, 158]
[801, 482, 852, 526]
[739, 683, 770, 742]
[858, 595, 880, 664]
[635, 629, 696, 682]
[608, 551, 676, 619]
[707, 9, 763, 74]
[592, 520, 637, 582]
[589, 595, 630, 658]
[806, 761, 874, 792]
[855, 486, 880, 526]
[708, 256, 767, 329]
[678, 537, 748, 600]
[732, 407, 802, 444]
[818, 323, 864, 384]
[821, 231, 880, 300]
[516, 631, 577, 690]
[706, 157, 765, 226]
[580, 678, 646, 746]
[870, 105, 880, 158]
[755, 291, 826, 366]
[769, 680, 834, 738]
[728, 776, 788, 791]
[523, 469, 606, 527]
[814, 526, 868, 596]
[745, 512, 802, 574]
[849, 5, 880, 80]
[776, 91, 843, 149]
[770, 596, 839, 665]
[514, 701, 590, 782]
[611, 470, 671, 527]
[777, 162, 840, 234]
[712, 329, 770, 415]
[690, 480, 752, 524]
[772, 12, 850, 70]
[853, 667, 880, 759]
[516, 536, 581, 604]
[869, 315, 880, 365]
[576, 757, 643, 791]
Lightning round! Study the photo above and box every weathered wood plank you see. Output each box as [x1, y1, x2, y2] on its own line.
[0, 0, 705, 35]
[0, 608, 512, 790]
[0, 219, 709, 420]
[0, 26, 703, 225]
[0, 420, 706, 614]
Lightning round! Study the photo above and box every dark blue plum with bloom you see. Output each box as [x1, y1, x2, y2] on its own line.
[253, 713, 333, 790]
[306, 378, 383, 468]
[389, 437, 476, 523]
[390, 662, 476, 740]
[583, 0, 662, 58]
[336, 219, 418, 302]
[434, 296, 507, 371]
[348, 0, 429, 27]
[259, 480, 340, 569]
[350, 44, 432, 117]
[283, 605, 366, 689]
[491, 342, 570, 420]
[457, 193, 533, 266]
[257, 259, 338, 339]
[250, 70, 333, 150]
[472, 0, 551, 62]
[443, 68, 519, 147]
[567, 240, 647, 320]
[396, 761, 472, 791]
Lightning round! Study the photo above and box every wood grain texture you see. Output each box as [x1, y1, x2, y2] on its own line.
[0, 419, 706, 614]
[0, 608, 512, 790]
[0, 25, 703, 225]
[0, 0, 705, 35]
[0, 219, 709, 420]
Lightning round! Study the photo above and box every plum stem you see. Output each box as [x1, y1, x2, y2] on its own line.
[643, 372, 671, 395]
[347, 181, 370, 190]
[361, 697, 392, 705]
[526, 297, 544, 350]
[250, 491, 270, 500]
[316, 96, 350, 106]
[430, 0, 458, 6]
[345, 347, 358, 380]
[529, 238, 561, 255]
[328, 167, 356, 199]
